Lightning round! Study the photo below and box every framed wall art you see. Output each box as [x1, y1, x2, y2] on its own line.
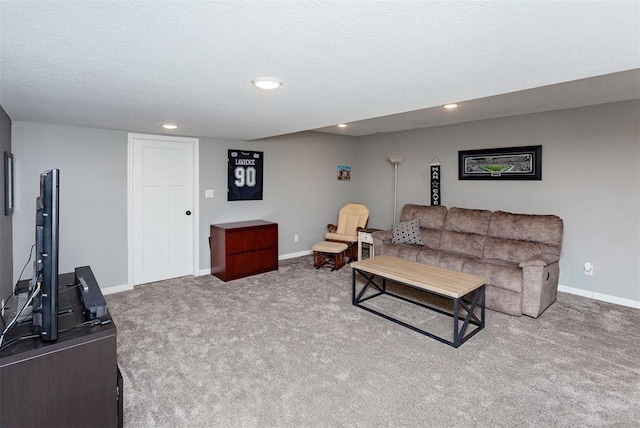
[4, 151, 13, 215]
[337, 165, 351, 181]
[458, 145, 542, 180]
[228, 149, 264, 201]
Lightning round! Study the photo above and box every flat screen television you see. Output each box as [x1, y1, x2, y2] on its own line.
[30, 168, 60, 342]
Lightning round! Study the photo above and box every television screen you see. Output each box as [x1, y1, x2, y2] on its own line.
[31, 168, 60, 341]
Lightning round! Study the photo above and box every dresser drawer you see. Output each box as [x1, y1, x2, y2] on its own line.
[226, 248, 278, 281]
[226, 226, 278, 254]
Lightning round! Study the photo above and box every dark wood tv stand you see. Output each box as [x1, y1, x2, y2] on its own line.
[0, 271, 121, 427]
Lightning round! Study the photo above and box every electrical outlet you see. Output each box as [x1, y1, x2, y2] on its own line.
[583, 262, 594, 276]
[294, 234, 299, 242]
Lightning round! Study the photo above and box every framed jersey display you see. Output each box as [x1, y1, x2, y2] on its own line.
[228, 149, 264, 201]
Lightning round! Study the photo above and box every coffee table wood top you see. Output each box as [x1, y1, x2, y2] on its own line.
[351, 255, 485, 298]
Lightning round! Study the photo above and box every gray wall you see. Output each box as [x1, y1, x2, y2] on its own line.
[12, 122, 129, 289]
[198, 132, 358, 271]
[9, 101, 640, 305]
[356, 100, 640, 303]
[0, 105, 12, 298]
[11, 123, 357, 288]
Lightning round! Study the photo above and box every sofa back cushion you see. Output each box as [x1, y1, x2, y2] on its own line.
[439, 208, 491, 258]
[399, 204, 447, 250]
[484, 211, 564, 262]
[483, 238, 543, 264]
[400, 204, 447, 229]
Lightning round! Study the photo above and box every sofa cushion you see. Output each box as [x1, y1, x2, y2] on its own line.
[414, 248, 443, 266]
[392, 219, 425, 245]
[463, 259, 523, 293]
[484, 284, 523, 316]
[416, 250, 471, 271]
[444, 207, 492, 235]
[400, 204, 447, 229]
[488, 211, 563, 257]
[438, 208, 492, 259]
[483, 237, 543, 264]
[379, 243, 422, 261]
[394, 244, 424, 261]
[439, 231, 486, 259]
[419, 228, 443, 250]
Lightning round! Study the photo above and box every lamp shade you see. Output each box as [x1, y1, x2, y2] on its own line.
[387, 155, 404, 164]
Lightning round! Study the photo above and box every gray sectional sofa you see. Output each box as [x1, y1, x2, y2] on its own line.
[372, 204, 564, 317]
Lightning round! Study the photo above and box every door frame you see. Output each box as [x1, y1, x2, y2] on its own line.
[127, 133, 200, 287]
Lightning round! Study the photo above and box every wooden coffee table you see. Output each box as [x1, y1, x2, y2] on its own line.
[351, 255, 486, 348]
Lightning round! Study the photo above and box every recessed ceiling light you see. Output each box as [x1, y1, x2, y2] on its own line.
[162, 124, 179, 130]
[337, 123, 348, 128]
[443, 103, 459, 109]
[252, 77, 283, 90]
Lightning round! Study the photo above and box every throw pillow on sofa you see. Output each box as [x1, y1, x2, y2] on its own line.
[392, 219, 425, 245]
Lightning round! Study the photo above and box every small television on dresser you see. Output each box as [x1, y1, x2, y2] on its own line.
[30, 168, 60, 342]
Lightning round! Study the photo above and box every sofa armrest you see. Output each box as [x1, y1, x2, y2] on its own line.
[519, 253, 559, 268]
[520, 255, 560, 318]
[372, 230, 392, 242]
[371, 230, 393, 254]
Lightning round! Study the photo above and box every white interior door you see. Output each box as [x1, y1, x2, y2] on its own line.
[129, 134, 197, 285]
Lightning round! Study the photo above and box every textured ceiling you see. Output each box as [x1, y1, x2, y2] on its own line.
[1, 1, 639, 141]
[314, 69, 640, 136]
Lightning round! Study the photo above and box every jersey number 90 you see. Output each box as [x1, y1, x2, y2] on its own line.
[234, 166, 256, 187]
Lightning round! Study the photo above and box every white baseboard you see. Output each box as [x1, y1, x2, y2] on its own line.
[101, 283, 133, 295]
[107, 251, 314, 293]
[279, 250, 313, 260]
[195, 250, 312, 278]
[558, 284, 640, 309]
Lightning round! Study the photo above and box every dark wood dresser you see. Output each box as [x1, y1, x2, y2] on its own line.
[210, 220, 278, 281]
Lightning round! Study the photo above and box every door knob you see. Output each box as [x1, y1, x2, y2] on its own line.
[185, 210, 191, 216]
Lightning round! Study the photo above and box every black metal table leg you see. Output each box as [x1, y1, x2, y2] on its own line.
[351, 268, 485, 348]
[453, 298, 460, 348]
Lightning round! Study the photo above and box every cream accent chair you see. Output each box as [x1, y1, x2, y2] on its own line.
[325, 203, 369, 261]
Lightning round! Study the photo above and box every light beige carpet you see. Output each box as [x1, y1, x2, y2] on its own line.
[106, 256, 640, 427]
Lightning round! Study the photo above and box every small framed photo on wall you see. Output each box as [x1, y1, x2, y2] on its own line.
[337, 165, 351, 181]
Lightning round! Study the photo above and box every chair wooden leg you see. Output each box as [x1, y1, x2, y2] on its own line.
[334, 251, 345, 271]
[344, 243, 356, 262]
